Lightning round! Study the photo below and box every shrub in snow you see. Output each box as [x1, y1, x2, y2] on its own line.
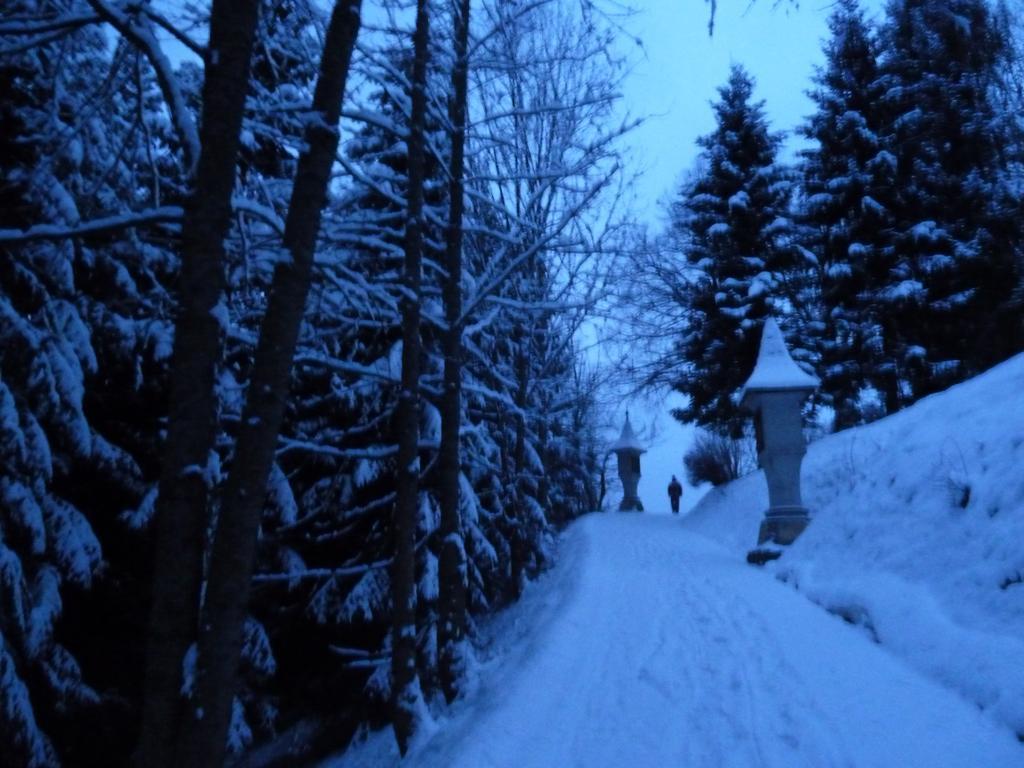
[683, 429, 756, 487]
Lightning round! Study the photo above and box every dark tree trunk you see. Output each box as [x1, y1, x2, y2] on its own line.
[173, 3, 363, 766]
[392, 0, 430, 755]
[510, 345, 530, 600]
[135, 1, 262, 765]
[536, 416, 550, 513]
[598, 451, 609, 510]
[437, 0, 471, 706]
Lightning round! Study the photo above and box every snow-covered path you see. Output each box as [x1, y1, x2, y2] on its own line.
[334, 514, 1024, 768]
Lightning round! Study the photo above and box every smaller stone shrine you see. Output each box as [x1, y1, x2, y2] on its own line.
[739, 318, 819, 546]
[611, 413, 645, 512]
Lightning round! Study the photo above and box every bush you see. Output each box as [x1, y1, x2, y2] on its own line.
[684, 429, 756, 486]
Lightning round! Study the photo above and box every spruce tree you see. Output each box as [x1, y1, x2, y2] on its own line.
[798, 0, 896, 429]
[874, 0, 1023, 404]
[0, 10, 176, 764]
[670, 65, 795, 436]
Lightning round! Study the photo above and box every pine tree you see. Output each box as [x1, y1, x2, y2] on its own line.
[873, 0, 1023, 404]
[0, 8, 181, 763]
[798, 0, 896, 429]
[670, 65, 796, 436]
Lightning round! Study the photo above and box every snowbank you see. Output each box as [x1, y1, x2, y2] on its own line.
[683, 352, 1024, 734]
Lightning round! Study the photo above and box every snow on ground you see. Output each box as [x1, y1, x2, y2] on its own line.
[684, 352, 1024, 736]
[619, 390, 710, 516]
[328, 514, 1024, 768]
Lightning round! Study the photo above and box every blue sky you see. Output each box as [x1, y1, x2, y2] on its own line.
[618, 0, 857, 227]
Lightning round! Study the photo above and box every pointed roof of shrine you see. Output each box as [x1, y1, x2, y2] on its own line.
[611, 412, 646, 453]
[740, 317, 819, 402]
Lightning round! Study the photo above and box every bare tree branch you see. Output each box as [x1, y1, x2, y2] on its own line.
[141, 7, 206, 58]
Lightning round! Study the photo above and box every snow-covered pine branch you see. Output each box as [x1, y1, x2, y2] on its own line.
[0, 206, 183, 244]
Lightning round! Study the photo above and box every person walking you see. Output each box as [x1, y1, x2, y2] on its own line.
[667, 475, 683, 514]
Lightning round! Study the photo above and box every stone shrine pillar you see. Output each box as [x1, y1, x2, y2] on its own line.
[739, 318, 819, 547]
[611, 414, 645, 512]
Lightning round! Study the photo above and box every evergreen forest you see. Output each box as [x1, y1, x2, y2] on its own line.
[0, 0, 1022, 764]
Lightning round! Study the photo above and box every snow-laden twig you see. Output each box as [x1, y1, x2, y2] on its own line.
[0, 12, 99, 53]
[86, 0, 200, 175]
[340, 107, 408, 139]
[460, 172, 610, 325]
[276, 438, 398, 460]
[232, 197, 286, 235]
[292, 351, 400, 383]
[0, 12, 100, 35]
[252, 558, 391, 583]
[0, 206, 183, 245]
[141, 6, 205, 57]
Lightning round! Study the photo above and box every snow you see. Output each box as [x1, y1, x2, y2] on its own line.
[826, 261, 853, 278]
[747, 273, 771, 298]
[420, 551, 439, 602]
[322, 357, 1024, 767]
[910, 220, 941, 242]
[121, 486, 158, 531]
[0, 645, 56, 767]
[353, 458, 385, 488]
[806, 192, 832, 211]
[860, 195, 886, 215]
[242, 618, 277, 677]
[739, 317, 819, 400]
[626, 391, 708, 517]
[328, 514, 1024, 767]
[266, 463, 298, 525]
[323, 567, 390, 624]
[728, 190, 750, 211]
[26, 566, 61, 657]
[881, 279, 925, 302]
[684, 352, 1024, 735]
[42, 496, 102, 588]
[228, 696, 254, 754]
[609, 413, 645, 453]
[870, 150, 896, 171]
[2, 479, 46, 556]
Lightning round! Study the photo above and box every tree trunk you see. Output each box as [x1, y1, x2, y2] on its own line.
[598, 450, 609, 510]
[135, 1, 262, 765]
[392, 0, 430, 755]
[510, 344, 530, 600]
[437, 0, 471, 706]
[536, 415, 550, 515]
[173, 3, 363, 766]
